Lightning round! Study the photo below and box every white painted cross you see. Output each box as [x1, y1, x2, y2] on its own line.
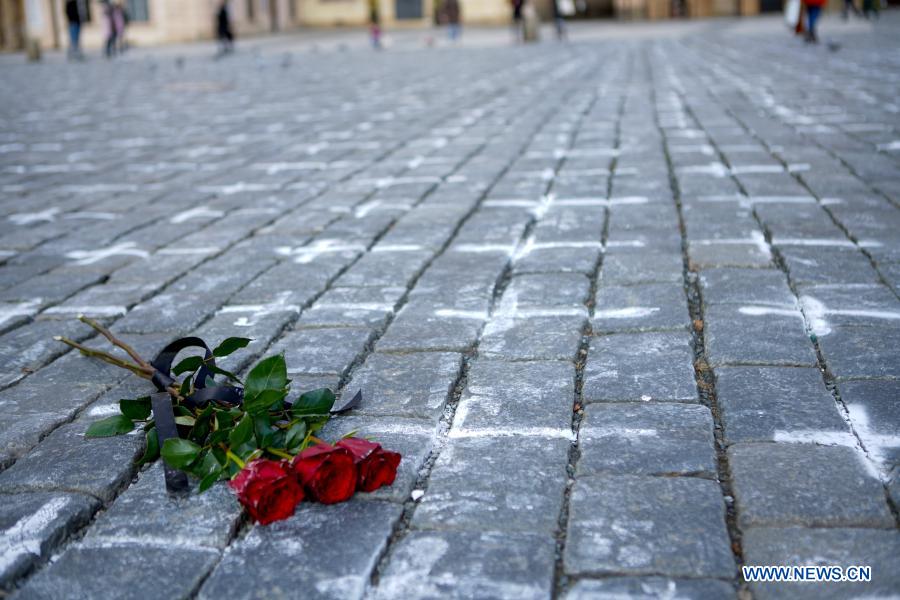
[66, 242, 149, 265]
[275, 239, 366, 264]
[218, 292, 300, 327]
[0, 497, 72, 574]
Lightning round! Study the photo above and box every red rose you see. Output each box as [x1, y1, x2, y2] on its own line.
[291, 443, 357, 504]
[228, 459, 304, 525]
[336, 437, 401, 493]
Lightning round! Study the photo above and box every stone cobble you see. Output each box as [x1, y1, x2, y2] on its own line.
[2, 14, 900, 599]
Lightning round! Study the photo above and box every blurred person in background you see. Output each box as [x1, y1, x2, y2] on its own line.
[115, 1, 129, 54]
[511, 0, 524, 42]
[445, 0, 462, 41]
[369, 0, 383, 49]
[65, 0, 83, 60]
[216, 1, 235, 55]
[552, 0, 574, 41]
[101, 0, 117, 57]
[842, 0, 862, 19]
[804, 0, 825, 42]
[861, 0, 878, 18]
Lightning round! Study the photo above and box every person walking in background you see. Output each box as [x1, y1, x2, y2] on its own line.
[369, 0, 382, 49]
[804, 0, 825, 42]
[216, 1, 235, 55]
[445, 0, 462, 42]
[511, 0, 524, 42]
[101, 0, 117, 57]
[861, 0, 879, 18]
[842, 0, 862, 19]
[114, 1, 128, 54]
[551, 0, 573, 41]
[65, 0, 83, 60]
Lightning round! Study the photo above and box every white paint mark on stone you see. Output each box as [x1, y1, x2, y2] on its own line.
[169, 206, 225, 224]
[0, 497, 71, 574]
[8, 207, 60, 225]
[799, 295, 900, 337]
[691, 231, 771, 258]
[772, 429, 883, 481]
[410, 489, 425, 501]
[774, 238, 858, 248]
[275, 240, 366, 264]
[372, 244, 424, 253]
[449, 427, 576, 441]
[594, 307, 660, 319]
[63, 212, 118, 221]
[157, 246, 220, 256]
[87, 403, 121, 417]
[44, 305, 128, 317]
[452, 243, 516, 255]
[66, 242, 149, 265]
[434, 309, 489, 320]
[0, 299, 42, 327]
[219, 292, 300, 327]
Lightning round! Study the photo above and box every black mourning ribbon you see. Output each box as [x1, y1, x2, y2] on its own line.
[148, 336, 362, 493]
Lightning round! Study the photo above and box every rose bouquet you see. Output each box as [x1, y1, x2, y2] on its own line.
[57, 316, 401, 525]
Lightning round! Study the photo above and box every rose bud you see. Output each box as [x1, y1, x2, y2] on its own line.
[291, 443, 357, 504]
[229, 458, 304, 525]
[336, 438, 401, 493]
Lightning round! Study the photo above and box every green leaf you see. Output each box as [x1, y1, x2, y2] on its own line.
[254, 414, 276, 448]
[119, 397, 151, 421]
[213, 337, 252, 358]
[179, 375, 193, 398]
[229, 414, 253, 447]
[198, 469, 224, 492]
[244, 354, 288, 401]
[86, 415, 134, 438]
[173, 355, 204, 376]
[136, 427, 160, 466]
[244, 388, 288, 416]
[206, 364, 242, 384]
[190, 451, 221, 479]
[285, 421, 307, 451]
[174, 415, 196, 427]
[292, 388, 335, 417]
[161, 438, 202, 469]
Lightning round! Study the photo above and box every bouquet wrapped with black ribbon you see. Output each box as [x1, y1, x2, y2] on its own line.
[56, 316, 400, 525]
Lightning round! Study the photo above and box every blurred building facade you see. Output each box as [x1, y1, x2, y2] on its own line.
[3, 0, 791, 52]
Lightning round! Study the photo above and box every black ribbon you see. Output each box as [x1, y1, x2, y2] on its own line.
[147, 336, 362, 493]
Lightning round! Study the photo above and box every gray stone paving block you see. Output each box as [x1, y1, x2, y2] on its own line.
[192, 310, 295, 374]
[227, 261, 335, 307]
[583, 332, 698, 402]
[0, 415, 143, 502]
[599, 252, 684, 285]
[606, 227, 683, 255]
[269, 327, 372, 376]
[455, 360, 574, 432]
[593, 282, 690, 333]
[479, 314, 586, 361]
[564, 475, 734, 578]
[578, 403, 716, 477]
[412, 436, 569, 533]
[779, 246, 880, 286]
[514, 244, 601, 275]
[298, 286, 404, 329]
[798, 284, 900, 330]
[837, 379, 900, 468]
[0, 319, 93, 388]
[199, 501, 401, 600]
[688, 239, 773, 269]
[817, 324, 900, 379]
[377, 303, 483, 352]
[716, 367, 848, 444]
[565, 577, 736, 600]
[114, 292, 217, 334]
[374, 530, 556, 600]
[334, 249, 433, 288]
[729, 443, 893, 528]
[704, 304, 817, 367]
[0, 492, 98, 589]
[83, 463, 240, 550]
[17, 544, 220, 600]
[742, 527, 900, 600]
[699, 267, 795, 306]
[347, 352, 461, 420]
[318, 415, 435, 503]
[504, 273, 591, 308]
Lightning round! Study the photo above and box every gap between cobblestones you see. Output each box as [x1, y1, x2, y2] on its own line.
[650, 53, 748, 596]
[551, 71, 628, 599]
[365, 59, 602, 595]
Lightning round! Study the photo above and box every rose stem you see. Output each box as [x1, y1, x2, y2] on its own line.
[78, 314, 153, 370]
[54, 336, 151, 378]
[225, 448, 246, 469]
[266, 447, 293, 460]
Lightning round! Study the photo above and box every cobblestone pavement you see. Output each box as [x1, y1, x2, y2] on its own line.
[2, 13, 900, 600]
